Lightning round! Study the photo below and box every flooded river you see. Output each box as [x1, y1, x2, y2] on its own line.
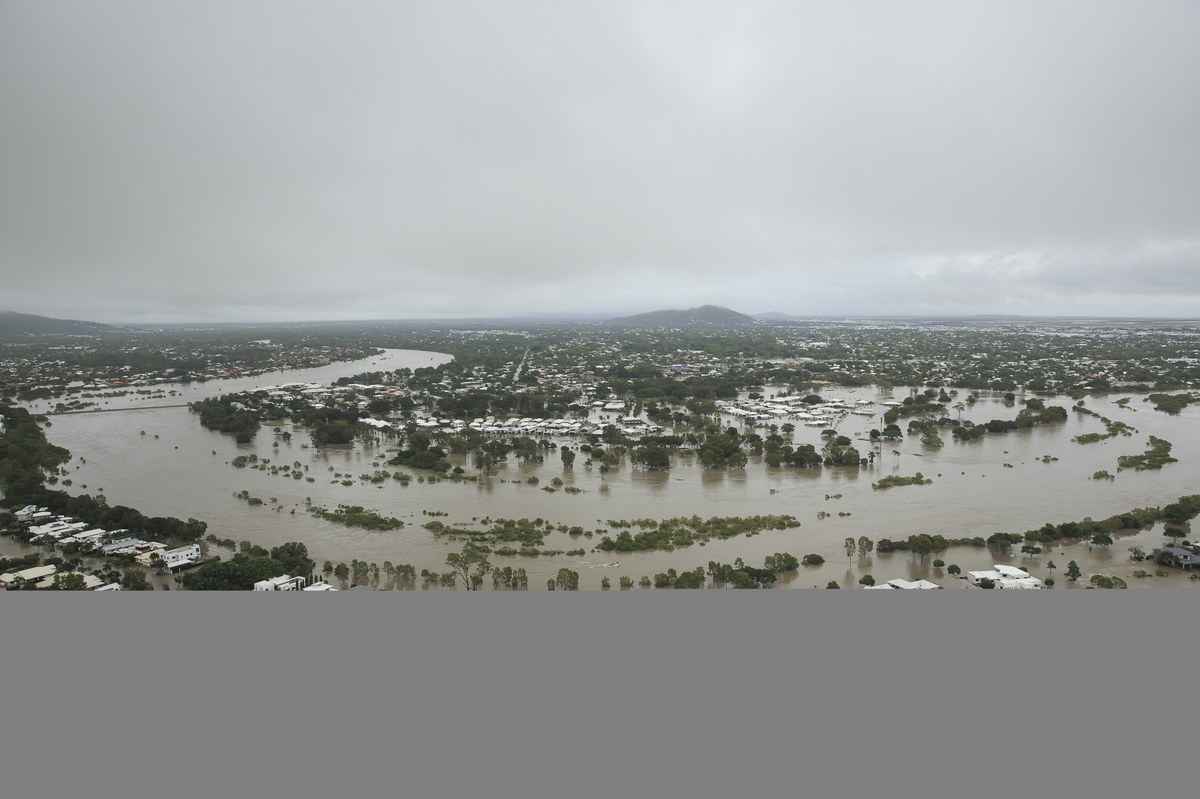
[13, 350, 1200, 589]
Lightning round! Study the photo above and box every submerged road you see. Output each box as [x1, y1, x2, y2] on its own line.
[511, 348, 530, 383]
[44, 404, 192, 416]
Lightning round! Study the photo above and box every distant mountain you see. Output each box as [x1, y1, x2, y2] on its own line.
[0, 311, 114, 335]
[754, 311, 803, 321]
[609, 305, 755, 327]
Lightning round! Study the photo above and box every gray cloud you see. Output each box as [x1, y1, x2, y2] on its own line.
[1, 0, 1197, 322]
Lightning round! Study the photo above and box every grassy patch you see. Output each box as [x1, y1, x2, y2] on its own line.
[596, 515, 802, 552]
[872, 472, 932, 490]
[309, 504, 405, 530]
[1146, 393, 1200, 415]
[1118, 436, 1178, 471]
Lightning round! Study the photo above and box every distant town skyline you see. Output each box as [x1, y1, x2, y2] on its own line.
[2, 1, 1197, 324]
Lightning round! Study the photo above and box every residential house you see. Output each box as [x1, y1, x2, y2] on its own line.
[966, 565, 1043, 589]
[1154, 547, 1200, 570]
[1, 564, 58, 589]
[160, 544, 202, 571]
[862, 578, 943, 590]
[253, 575, 306, 591]
[135, 545, 169, 567]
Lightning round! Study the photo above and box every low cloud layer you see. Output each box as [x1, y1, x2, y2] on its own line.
[2, 1, 1197, 322]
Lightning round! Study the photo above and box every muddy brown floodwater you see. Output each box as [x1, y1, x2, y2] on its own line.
[12, 349, 1200, 589]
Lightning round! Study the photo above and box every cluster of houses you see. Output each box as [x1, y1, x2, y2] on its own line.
[0, 562, 121, 591]
[715, 396, 875, 426]
[4, 504, 205, 590]
[862, 564, 1044, 591]
[20, 514, 200, 571]
[408, 415, 601, 437]
[6, 504, 348, 593]
[253, 381, 668, 440]
[3, 341, 378, 403]
[391, 412, 666, 439]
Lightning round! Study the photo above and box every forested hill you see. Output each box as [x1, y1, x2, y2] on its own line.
[608, 305, 755, 327]
[0, 311, 114, 336]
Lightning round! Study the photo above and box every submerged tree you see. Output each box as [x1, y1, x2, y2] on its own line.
[555, 568, 580, 591]
[446, 548, 493, 591]
[52, 573, 89, 591]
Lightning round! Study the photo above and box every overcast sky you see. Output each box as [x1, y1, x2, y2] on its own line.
[2, 1, 1198, 323]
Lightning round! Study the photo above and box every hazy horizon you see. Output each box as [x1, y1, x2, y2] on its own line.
[9, 305, 1200, 329]
[2, 1, 1198, 324]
